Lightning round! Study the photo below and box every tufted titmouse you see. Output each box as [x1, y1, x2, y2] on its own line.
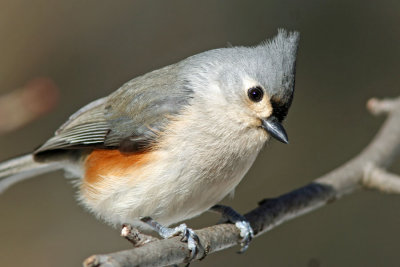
[0, 29, 299, 257]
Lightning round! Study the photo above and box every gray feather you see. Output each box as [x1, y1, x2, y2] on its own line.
[0, 154, 61, 193]
[34, 64, 194, 156]
[34, 29, 298, 158]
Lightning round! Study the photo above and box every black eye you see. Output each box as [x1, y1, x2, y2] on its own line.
[247, 86, 264, 102]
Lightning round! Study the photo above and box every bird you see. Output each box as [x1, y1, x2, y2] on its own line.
[0, 29, 299, 259]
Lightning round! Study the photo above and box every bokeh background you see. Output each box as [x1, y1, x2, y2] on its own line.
[0, 1, 399, 266]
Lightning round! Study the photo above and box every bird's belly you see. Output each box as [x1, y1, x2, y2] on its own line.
[165, 172, 244, 224]
[78, 146, 259, 227]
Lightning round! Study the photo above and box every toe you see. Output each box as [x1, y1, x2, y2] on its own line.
[185, 228, 201, 260]
[235, 220, 254, 253]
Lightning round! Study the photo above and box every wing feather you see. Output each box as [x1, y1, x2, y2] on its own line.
[34, 63, 193, 157]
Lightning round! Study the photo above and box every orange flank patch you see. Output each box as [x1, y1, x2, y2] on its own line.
[84, 149, 151, 185]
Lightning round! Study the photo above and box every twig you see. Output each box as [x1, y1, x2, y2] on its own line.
[84, 96, 400, 267]
[363, 165, 400, 194]
[121, 224, 159, 247]
[0, 77, 58, 135]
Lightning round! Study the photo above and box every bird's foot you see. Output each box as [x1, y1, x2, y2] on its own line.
[234, 220, 254, 253]
[210, 204, 254, 253]
[140, 217, 201, 261]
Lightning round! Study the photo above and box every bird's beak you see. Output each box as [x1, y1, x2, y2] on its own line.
[261, 116, 289, 144]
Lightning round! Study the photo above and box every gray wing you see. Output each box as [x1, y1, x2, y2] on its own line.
[34, 64, 193, 156]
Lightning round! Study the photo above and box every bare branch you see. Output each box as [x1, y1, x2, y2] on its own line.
[363, 165, 400, 194]
[121, 224, 159, 247]
[367, 97, 398, 115]
[0, 77, 59, 135]
[84, 96, 400, 267]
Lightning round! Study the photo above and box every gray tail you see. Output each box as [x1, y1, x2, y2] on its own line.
[0, 154, 61, 194]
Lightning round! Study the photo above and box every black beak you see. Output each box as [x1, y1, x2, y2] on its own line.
[261, 117, 289, 144]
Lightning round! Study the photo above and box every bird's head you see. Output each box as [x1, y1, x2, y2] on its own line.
[185, 29, 299, 144]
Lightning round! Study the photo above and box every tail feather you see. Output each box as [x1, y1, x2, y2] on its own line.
[0, 154, 61, 193]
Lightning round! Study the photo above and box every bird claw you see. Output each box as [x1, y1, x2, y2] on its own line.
[235, 220, 254, 253]
[140, 218, 201, 261]
[171, 224, 200, 260]
[210, 204, 255, 253]
[182, 227, 200, 260]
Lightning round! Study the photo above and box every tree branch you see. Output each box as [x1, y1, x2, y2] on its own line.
[0, 77, 58, 135]
[363, 165, 400, 194]
[83, 96, 400, 267]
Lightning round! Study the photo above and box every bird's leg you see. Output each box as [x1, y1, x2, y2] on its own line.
[210, 204, 254, 253]
[140, 217, 201, 261]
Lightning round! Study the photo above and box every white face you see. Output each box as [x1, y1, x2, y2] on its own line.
[221, 76, 273, 138]
[241, 76, 273, 120]
[193, 65, 292, 144]
[218, 75, 291, 144]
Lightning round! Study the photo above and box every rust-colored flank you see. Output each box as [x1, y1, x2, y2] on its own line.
[84, 149, 150, 184]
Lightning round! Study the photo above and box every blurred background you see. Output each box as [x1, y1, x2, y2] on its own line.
[0, 1, 399, 266]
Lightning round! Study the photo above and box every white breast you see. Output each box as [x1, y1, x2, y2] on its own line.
[78, 96, 268, 228]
